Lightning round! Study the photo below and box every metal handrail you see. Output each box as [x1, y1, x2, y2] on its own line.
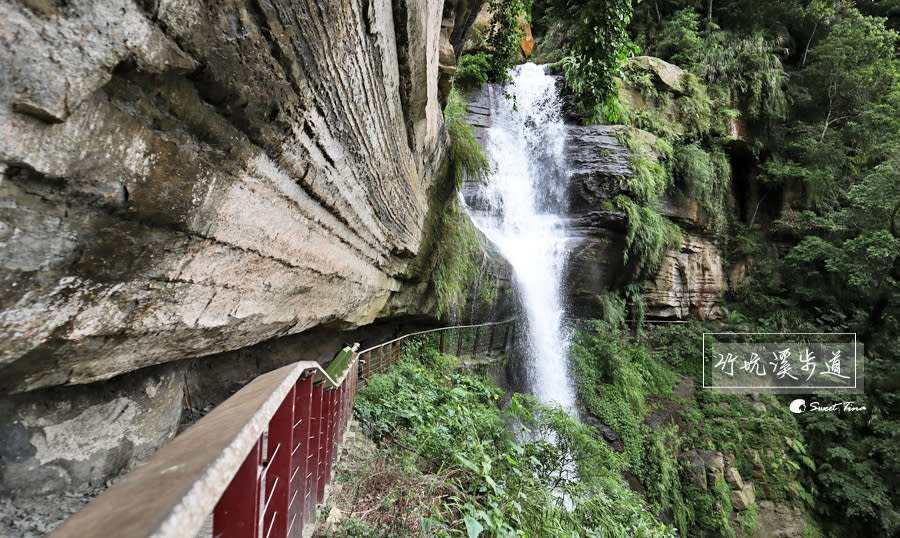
[355, 319, 518, 381]
[48, 320, 520, 538]
[357, 319, 517, 355]
[49, 355, 360, 538]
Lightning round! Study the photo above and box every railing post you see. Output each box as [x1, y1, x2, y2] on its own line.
[487, 324, 495, 356]
[456, 328, 463, 356]
[289, 375, 313, 537]
[317, 389, 334, 501]
[439, 331, 445, 354]
[472, 326, 480, 357]
[305, 383, 324, 522]
[323, 388, 338, 493]
[264, 385, 295, 538]
[214, 436, 262, 538]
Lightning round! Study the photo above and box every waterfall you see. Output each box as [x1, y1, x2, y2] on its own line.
[464, 63, 576, 410]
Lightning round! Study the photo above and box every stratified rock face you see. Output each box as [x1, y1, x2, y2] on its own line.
[642, 234, 725, 320]
[0, 0, 480, 393]
[562, 124, 725, 319]
[566, 124, 632, 213]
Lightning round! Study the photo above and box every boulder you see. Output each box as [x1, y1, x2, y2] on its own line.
[679, 450, 708, 492]
[725, 466, 744, 490]
[744, 501, 807, 537]
[697, 450, 725, 488]
[629, 56, 688, 94]
[731, 483, 756, 511]
[583, 415, 625, 453]
[746, 449, 764, 470]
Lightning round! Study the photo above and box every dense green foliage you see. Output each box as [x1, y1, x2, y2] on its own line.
[614, 194, 682, 280]
[461, 1, 637, 121]
[445, 88, 490, 188]
[570, 320, 819, 537]
[455, 1, 533, 87]
[431, 203, 497, 319]
[619, 3, 900, 534]
[344, 346, 674, 537]
[549, 0, 639, 121]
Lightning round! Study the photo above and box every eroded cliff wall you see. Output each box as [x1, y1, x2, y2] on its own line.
[0, 0, 482, 394]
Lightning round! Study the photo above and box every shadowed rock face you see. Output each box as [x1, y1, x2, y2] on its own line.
[562, 125, 726, 320]
[0, 0, 485, 393]
[0, 361, 185, 497]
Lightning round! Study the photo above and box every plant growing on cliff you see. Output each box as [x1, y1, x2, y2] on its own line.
[456, 0, 533, 87]
[614, 195, 682, 281]
[432, 203, 497, 319]
[444, 88, 490, 187]
[673, 142, 731, 218]
[484, 0, 534, 80]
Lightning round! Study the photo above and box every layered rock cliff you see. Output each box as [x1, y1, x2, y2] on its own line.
[0, 0, 499, 501]
[562, 123, 726, 320]
[465, 69, 727, 320]
[0, 0, 485, 394]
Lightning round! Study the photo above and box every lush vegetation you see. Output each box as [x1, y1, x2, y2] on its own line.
[455, 0, 534, 87]
[430, 0, 898, 536]
[431, 203, 498, 319]
[428, 89, 497, 319]
[625, 3, 899, 535]
[569, 319, 823, 537]
[334, 342, 673, 537]
[457, 0, 636, 111]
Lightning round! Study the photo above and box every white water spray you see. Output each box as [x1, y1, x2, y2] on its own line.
[465, 64, 576, 410]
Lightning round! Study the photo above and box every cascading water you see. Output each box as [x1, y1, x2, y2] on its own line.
[464, 63, 576, 409]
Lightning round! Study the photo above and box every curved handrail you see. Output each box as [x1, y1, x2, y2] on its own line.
[48, 356, 358, 538]
[357, 318, 516, 355]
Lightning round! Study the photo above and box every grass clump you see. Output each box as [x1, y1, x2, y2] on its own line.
[615, 195, 683, 281]
[444, 88, 489, 188]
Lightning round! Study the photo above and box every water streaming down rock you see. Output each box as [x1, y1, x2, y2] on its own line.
[464, 64, 576, 409]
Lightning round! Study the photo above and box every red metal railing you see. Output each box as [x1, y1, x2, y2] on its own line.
[49, 349, 360, 538]
[213, 371, 354, 538]
[49, 321, 517, 538]
[211, 346, 360, 538]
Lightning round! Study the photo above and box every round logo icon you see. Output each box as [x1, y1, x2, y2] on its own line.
[789, 399, 807, 414]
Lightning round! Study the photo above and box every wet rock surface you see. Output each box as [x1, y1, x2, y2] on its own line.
[562, 124, 726, 318]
